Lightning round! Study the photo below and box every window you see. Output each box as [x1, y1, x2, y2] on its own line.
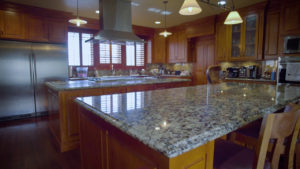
[68, 32, 94, 66]
[99, 43, 122, 65]
[126, 42, 145, 67]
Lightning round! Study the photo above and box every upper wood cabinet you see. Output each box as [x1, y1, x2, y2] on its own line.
[264, 10, 280, 60]
[151, 32, 167, 64]
[280, 0, 300, 35]
[25, 15, 48, 42]
[168, 30, 188, 63]
[227, 7, 265, 61]
[0, 10, 25, 39]
[48, 19, 68, 43]
[215, 16, 229, 62]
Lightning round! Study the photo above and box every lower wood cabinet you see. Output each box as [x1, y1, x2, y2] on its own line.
[47, 81, 191, 152]
[79, 104, 214, 169]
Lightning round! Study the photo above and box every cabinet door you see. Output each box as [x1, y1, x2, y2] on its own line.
[176, 31, 188, 62]
[244, 14, 258, 57]
[281, 1, 300, 34]
[215, 20, 228, 62]
[264, 11, 280, 60]
[26, 15, 48, 42]
[168, 32, 177, 63]
[0, 10, 24, 39]
[48, 19, 67, 43]
[231, 24, 242, 58]
[152, 33, 166, 63]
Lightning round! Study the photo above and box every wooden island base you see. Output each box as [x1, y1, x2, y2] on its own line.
[78, 106, 214, 169]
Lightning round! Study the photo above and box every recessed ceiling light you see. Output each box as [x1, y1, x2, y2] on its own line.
[131, 2, 140, 6]
[155, 21, 161, 24]
[161, 10, 172, 15]
[148, 8, 161, 13]
[95, 10, 100, 14]
[218, 0, 226, 6]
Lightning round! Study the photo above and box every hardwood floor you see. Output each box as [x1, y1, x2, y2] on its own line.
[0, 117, 81, 169]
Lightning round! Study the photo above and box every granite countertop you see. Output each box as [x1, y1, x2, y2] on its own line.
[46, 77, 190, 91]
[225, 77, 276, 83]
[75, 82, 300, 158]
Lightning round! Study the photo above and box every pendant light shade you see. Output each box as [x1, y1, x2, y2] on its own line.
[160, 1, 172, 38]
[179, 0, 202, 15]
[69, 17, 87, 27]
[224, 11, 243, 25]
[159, 30, 172, 37]
[69, 0, 87, 27]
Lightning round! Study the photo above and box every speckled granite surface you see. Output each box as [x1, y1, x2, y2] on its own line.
[46, 78, 190, 91]
[75, 83, 300, 158]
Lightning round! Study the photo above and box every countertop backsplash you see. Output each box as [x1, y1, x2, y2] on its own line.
[69, 63, 193, 78]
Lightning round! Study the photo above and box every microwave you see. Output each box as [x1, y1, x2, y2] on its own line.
[284, 36, 300, 54]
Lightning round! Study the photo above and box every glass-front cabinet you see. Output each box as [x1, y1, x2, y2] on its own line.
[229, 13, 260, 60]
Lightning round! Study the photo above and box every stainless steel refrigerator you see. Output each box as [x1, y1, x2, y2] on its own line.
[0, 40, 68, 121]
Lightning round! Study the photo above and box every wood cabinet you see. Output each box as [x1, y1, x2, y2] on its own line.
[0, 10, 25, 39]
[26, 15, 48, 42]
[151, 32, 167, 63]
[264, 10, 280, 60]
[215, 16, 230, 62]
[47, 81, 191, 152]
[168, 30, 188, 63]
[48, 19, 68, 43]
[79, 104, 214, 169]
[280, 0, 300, 35]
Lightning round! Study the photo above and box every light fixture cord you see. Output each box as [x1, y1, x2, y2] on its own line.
[77, 0, 79, 18]
[164, 1, 167, 29]
[231, 0, 235, 10]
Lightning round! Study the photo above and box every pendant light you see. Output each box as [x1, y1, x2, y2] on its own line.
[69, 0, 87, 27]
[224, 0, 243, 25]
[179, 0, 202, 15]
[159, 1, 172, 38]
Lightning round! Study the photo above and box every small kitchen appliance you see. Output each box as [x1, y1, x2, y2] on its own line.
[227, 67, 239, 78]
[278, 56, 300, 84]
[247, 65, 258, 79]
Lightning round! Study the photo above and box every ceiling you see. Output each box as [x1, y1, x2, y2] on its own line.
[6, 0, 266, 28]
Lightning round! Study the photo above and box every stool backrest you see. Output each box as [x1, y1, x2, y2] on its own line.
[254, 103, 300, 169]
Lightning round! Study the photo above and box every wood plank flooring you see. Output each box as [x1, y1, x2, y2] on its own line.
[0, 117, 81, 169]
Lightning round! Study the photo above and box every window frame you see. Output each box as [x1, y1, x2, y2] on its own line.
[68, 27, 148, 70]
[68, 27, 96, 68]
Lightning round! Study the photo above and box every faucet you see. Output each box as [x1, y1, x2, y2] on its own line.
[111, 65, 115, 76]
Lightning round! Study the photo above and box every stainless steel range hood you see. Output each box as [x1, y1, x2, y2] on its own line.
[87, 0, 144, 44]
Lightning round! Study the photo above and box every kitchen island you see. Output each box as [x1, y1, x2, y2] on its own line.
[46, 77, 191, 152]
[75, 83, 300, 169]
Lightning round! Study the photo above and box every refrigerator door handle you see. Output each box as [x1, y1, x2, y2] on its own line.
[30, 48, 37, 114]
[29, 51, 34, 86]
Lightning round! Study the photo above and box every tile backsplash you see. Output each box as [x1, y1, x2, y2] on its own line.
[70, 63, 193, 77]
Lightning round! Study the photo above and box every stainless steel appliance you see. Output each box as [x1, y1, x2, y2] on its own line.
[284, 36, 300, 54]
[0, 40, 68, 121]
[278, 56, 300, 84]
[239, 67, 247, 78]
[247, 65, 259, 79]
[227, 67, 239, 78]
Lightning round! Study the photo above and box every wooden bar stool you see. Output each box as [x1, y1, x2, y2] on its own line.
[214, 104, 300, 169]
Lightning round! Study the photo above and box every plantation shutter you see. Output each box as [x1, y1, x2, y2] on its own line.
[112, 44, 121, 64]
[68, 32, 80, 66]
[136, 42, 145, 66]
[81, 33, 94, 66]
[99, 43, 111, 64]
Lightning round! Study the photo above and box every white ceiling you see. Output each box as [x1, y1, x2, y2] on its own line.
[6, 0, 266, 28]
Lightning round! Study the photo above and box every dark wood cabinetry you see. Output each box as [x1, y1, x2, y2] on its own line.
[168, 30, 188, 63]
[215, 15, 229, 62]
[264, 10, 280, 60]
[48, 19, 68, 43]
[0, 10, 25, 39]
[151, 31, 167, 64]
[26, 15, 48, 42]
